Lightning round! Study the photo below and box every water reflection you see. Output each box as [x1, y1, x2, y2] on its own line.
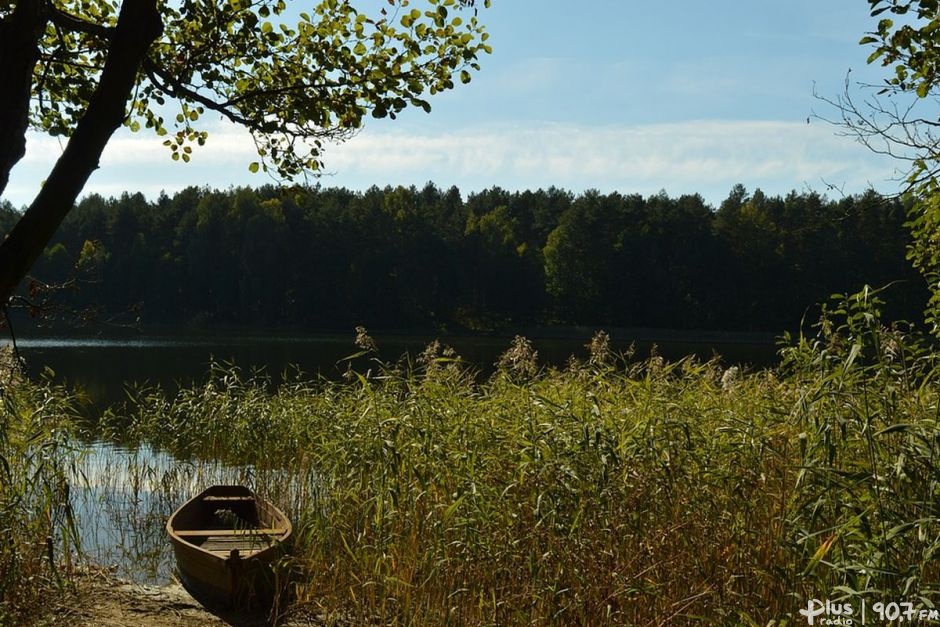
[71, 441, 320, 585]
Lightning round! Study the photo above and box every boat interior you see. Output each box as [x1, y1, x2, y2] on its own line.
[171, 486, 289, 557]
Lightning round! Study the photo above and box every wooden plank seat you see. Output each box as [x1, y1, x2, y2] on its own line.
[202, 496, 257, 502]
[175, 528, 288, 537]
[202, 535, 276, 554]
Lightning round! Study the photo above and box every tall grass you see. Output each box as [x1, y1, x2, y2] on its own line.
[781, 286, 940, 609]
[100, 334, 805, 623]
[0, 351, 80, 626]
[8, 287, 940, 624]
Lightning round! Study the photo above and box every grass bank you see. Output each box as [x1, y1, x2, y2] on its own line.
[0, 351, 79, 626]
[89, 290, 940, 624]
[5, 288, 940, 624]
[104, 335, 797, 623]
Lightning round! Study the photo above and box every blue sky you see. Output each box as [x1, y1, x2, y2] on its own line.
[4, 0, 908, 208]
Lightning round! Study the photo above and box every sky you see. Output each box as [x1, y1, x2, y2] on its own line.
[2, 0, 914, 209]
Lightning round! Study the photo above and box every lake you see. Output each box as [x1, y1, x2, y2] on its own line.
[5, 328, 780, 408]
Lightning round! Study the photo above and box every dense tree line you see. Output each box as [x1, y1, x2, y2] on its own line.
[0, 183, 926, 332]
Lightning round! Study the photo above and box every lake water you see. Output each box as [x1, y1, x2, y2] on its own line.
[5, 329, 779, 408]
[71, 442, 204, 584]
[71, 441, 310, 585]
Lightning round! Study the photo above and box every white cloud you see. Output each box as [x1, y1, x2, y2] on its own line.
[322, 120, 897, 196]
[6, 118, 899, 208]
[21, 122, 258, 168]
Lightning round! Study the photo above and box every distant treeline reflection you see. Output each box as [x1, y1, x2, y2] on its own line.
[1, 183, 926, 331]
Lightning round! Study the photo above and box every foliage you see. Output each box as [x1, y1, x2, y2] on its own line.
[9, 183, 926, 332]
[72, 318, 923, 621]
[13, 0, 491, 178]
[0, 283, 935, 622]
[0, 0, 491, 312]
[75, 307, 940, 622]
[864, 0, 940, 101]
[780, 286, 940, 609]
[841, 1, 940, 332]
[99, 335, 802, 623]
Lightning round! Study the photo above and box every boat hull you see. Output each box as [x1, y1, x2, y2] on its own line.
[166, 485, 292, 608]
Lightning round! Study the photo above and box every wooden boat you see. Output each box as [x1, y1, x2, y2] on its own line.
[166, 485, 292, 607]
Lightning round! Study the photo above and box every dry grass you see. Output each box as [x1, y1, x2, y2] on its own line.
[8, 288, 940, 624]
[100, 334, 806, 624]
[0, 353, 80, 626]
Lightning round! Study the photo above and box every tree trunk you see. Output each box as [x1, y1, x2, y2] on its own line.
[0, 0, 46, 198]
[0, 0, 163, 307]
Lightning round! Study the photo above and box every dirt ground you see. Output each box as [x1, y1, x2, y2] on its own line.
[38, 570, 326, 627]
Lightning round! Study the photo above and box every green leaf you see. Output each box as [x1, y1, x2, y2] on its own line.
[249, 161, 260, 173]
[874, 423, 913, 436]
[443, 494, 465, 522]
[413, 98, 431, 113]
[25, 0, 492, 188]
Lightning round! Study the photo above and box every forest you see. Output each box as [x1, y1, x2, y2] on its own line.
[0, 183, 926, 333]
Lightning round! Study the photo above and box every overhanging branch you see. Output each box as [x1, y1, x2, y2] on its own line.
[48, 5, 114, 39]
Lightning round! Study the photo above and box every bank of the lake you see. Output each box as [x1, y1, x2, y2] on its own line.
[3, 325, 777, 409]
[4, 300, 938, 625]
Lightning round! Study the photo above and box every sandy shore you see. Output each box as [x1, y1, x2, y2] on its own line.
[38, 570, 325, 627]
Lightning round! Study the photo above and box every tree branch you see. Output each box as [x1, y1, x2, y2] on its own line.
[143, 58, 257, 128]
[0, 0, 163, 305]
[47, 5, 114, 39]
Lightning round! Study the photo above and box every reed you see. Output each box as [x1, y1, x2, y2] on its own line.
[0, 356, 80, 626]
[98, 334, 804, 623]
[9, 285, 940, 624]
[780, 287, 940, 611]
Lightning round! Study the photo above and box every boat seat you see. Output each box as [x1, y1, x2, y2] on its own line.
[202, 496, 257, 502]
[175, 528, 288, 537]
[201, 534, 275, 555]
